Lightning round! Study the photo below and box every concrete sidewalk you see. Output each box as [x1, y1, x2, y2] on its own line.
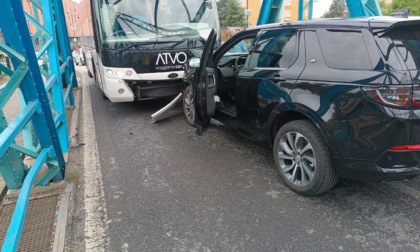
[0, 72, 82, 251]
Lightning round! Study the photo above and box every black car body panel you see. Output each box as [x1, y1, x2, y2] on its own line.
[187, 17, 420, 184]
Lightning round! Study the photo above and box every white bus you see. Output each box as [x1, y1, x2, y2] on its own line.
[87, 0, 220, 102]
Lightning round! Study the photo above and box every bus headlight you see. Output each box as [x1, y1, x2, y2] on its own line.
[104, 68, 136, 79]
[118, 89, 125, 94]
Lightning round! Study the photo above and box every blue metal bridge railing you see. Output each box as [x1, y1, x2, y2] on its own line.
[0, 0, 77, 250]
[258, 0, 382, 25]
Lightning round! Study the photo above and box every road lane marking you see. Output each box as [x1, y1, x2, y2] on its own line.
[82, 72, 110, 251]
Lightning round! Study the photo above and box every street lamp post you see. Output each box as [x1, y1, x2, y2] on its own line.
[245, 0, 252, 28]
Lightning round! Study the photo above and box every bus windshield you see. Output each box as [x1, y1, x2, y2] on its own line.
[96, 0, 220, 46]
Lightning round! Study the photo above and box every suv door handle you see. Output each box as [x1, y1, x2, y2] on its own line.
[270, 77, 286, 81]
[269, 75, 286, 83]
[208, 73, 216, 88]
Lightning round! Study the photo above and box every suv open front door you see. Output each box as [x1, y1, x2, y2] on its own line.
[194, 29, 218, 135]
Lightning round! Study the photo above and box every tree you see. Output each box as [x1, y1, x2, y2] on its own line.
[379, 0, 393, 15]
[217, 0, 229, 27]
[217, 0, 246, 28]
[322, 0, 348, 18]
[389, 0, 420, 16]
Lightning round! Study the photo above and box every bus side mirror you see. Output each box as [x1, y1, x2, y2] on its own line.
[189, 58, 200, 68]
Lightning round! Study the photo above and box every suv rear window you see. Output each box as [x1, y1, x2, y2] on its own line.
[317, 29, 373, 70]
[384, 24, 420, 70]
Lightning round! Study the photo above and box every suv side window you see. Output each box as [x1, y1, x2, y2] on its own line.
[248, 28, 298, 69]
[317, 29, 373, 70]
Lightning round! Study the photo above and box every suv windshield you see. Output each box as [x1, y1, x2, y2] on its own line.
[384, 24, 420, 70]
[96, 0, 220, 46]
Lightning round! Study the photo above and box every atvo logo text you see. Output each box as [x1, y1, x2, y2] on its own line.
[156, 52, 188, 65]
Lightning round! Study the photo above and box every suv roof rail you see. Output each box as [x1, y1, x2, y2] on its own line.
[390, 8, 410, 18]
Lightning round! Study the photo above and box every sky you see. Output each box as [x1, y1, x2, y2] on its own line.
[238, 0, 334, 19]
[313, 0, 334, 18]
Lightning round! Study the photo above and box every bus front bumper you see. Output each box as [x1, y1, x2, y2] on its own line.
[102, 75, 135, 102]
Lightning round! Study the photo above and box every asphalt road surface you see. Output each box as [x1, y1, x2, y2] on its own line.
[76, 67, 420, 251]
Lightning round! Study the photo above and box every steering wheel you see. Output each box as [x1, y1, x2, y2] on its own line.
[234, 54, 248, 75]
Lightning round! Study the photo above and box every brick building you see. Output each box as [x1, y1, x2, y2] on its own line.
[20, 0, 94, 48]
[62, 0, 94, 47]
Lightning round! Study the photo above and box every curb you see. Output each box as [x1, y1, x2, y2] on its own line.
[52, 182, 73, 252]
[52, 77, 82, 251]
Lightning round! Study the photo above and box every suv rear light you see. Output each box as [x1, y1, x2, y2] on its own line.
[362, 86, 420, 109]
[388, 144, 420, 151]
[412, 87, 420, 107]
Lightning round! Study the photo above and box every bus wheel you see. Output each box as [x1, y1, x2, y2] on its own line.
[99, 83, 107, 100]
[183, 85, 195, 127]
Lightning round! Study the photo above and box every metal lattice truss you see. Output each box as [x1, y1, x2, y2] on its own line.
[258, 0, 382, 25]
[346, 0, 382, 17]
[0, 0, 77, 250]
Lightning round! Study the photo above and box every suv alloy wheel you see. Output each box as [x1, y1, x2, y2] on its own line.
[273, 120, 338, 196]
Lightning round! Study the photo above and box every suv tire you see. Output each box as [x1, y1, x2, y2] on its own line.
[273, 120, 338, 196]
[183, 85, 195, 127]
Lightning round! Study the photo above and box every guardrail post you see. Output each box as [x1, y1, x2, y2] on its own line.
[42, 0, 70, 154]
[54, 0, 78, 105]
[346, 0, 382, 17]
[257, 0, 284, 25]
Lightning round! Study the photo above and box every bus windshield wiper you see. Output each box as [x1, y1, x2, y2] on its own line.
[112, 43, 140, 55]
[117, 12, 158, 34]
[117, 13, 196, 36]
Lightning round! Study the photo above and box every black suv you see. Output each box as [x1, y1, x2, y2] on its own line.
[182, 17, 420, 196]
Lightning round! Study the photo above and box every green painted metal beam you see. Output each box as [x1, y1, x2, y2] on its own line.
[0, 111, 27, 189]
